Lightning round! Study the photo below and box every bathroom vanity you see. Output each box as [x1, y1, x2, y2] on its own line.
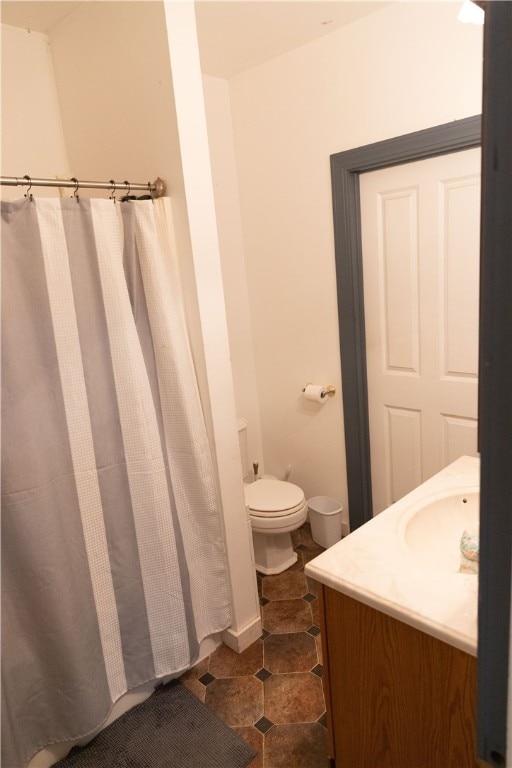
[317, 586, 477, 768]
[305, 457, 483, 768]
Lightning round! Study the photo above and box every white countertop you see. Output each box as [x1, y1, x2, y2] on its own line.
[305, 456, 480, 656]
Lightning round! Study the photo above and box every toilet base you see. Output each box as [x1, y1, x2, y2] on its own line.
[252, 531, 298, 575]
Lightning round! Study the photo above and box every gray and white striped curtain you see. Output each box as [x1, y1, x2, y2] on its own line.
[1, 196, 232, 768]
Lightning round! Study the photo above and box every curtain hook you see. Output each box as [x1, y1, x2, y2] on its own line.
[123, 180, 131, 202]
[23, 174, 33, 201]
[148, 180, 154, 204]
[70, 177, 79, 202]
[108, 179, 116, 204]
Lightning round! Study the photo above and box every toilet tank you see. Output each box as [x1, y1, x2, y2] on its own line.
[237, 417, 249, 481]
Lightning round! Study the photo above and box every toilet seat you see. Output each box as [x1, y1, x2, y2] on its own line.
[244, 479, 305, 517]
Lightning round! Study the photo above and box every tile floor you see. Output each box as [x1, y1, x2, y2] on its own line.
[179, 522, 329, 768]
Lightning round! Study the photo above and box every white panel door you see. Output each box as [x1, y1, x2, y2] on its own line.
[360, 149, 480, 514]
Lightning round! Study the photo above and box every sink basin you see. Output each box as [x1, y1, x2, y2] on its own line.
[398, 487, 480, 573]
[305, 456, 480, 654]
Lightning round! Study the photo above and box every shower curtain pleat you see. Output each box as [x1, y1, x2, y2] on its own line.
[132, 202, 233, 644]
[1, 196, 232, 768]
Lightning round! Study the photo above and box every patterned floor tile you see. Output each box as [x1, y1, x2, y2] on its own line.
[205, 676, 263, 727]
[315, 634, 323, 665]
[264, 672, 325, 724]
[264, 632, 318, 674]
[299, 522, 318, 548]
[286, 551, 304, 571]
[262, 598, 313, 633]
[179, 655, 209, 681]
[264, 722, 328, 768]
[232, 726, 264, 768]
[179, 676, 205, 702]
[179, 521, 327, 768]
[311, 596, 322, 626]
[254, 716, 274, 734]
[261, 570, 308, 601]
[209, 638, 263, 677]
[303, 546, 326, 567]
[307, 575, 321, 595]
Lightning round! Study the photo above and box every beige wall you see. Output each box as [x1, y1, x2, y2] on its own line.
[49, 3, 175, 190]
[0, 24, 70, 197]
[203, 75, 264, 476]
[48, 3, 209, 411]
[213, 1, 483, 526]
[1, 7, 204, 385]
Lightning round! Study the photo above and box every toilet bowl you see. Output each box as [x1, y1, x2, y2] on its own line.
[245, 478, 308, 575]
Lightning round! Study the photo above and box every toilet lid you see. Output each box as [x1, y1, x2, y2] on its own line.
[244, 479, 305, 513]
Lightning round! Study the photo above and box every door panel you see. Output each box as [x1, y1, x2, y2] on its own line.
[361, 149, 480, 514]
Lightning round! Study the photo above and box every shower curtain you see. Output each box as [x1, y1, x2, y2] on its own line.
[1, 195, 232, 768]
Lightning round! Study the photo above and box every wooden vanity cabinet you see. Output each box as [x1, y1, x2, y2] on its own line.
[319, 585, 481, 768]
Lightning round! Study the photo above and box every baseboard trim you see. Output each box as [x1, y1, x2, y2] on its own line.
[222, 614, 262, 653]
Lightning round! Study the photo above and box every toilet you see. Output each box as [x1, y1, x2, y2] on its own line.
[238, 419, 308, 575]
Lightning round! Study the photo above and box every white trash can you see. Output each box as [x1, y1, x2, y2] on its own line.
[307, 496, 343, 549]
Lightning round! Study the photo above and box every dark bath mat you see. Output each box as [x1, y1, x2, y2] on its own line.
[54, 681, 257, 768]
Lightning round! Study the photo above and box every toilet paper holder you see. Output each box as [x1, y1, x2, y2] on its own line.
[302, 384, 336, 399]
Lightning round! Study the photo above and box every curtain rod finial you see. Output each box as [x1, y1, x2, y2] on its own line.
[152, 178, 166, 198]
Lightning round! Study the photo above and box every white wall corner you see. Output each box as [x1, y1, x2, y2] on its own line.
[163, 0, 260, 643]
[202, 74, 264, 473]
[222, 615, 263, 654]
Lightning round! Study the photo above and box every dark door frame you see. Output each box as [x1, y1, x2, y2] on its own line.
[477, 3, 512, 765]
[330, 114, 481, 532]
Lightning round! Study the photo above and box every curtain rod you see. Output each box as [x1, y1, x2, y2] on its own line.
[0, 176, 166, 198]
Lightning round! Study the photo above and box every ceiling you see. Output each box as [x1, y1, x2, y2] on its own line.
[0, 0, 391, 79]
[194, 1, 392, 78]
[1, 1, 82, 34]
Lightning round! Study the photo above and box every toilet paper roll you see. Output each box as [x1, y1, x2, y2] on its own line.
[303, 384, 326, 403]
